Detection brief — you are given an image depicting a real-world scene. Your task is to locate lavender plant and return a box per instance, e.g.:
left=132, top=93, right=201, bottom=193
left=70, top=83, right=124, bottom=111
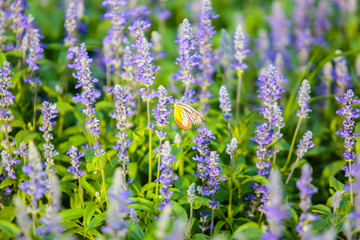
left=335, top=89, right=360, bottom=205
left=67, top=146, right=86, bottom=207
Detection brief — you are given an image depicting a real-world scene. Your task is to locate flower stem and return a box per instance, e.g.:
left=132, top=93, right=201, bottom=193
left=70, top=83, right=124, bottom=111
left=78, top=177, right=84, bottom=208
left=228, top=154, right=234, bottom=219
left=136, top=224, right=143, bottom=237
left=3, top=120, right=12, bottom=159
left=96, top=138, right=108, bottom=206
left=187, top=203, right=193, bottom=239
left=282, top=117, right=303, bottom=171
left=147, top=87, right=152, bottom=184
left=33, top=85, right=38, bottom=130
left=106, top=64, right=111, bottom=90
left=155, top=139, right=162, bottom=200
left=270, top=141, right=279, bottom=175
left=210, top=199, right=215, bottom=238
left=235, top=72, right=242, bottom=121
left=283, top=157, right=300, bottom=190
left=348, top=160, right=353, bottom=206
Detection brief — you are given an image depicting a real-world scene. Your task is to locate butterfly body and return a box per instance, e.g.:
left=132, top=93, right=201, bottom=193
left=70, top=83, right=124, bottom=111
left=174, top=101, right=205, bottom=130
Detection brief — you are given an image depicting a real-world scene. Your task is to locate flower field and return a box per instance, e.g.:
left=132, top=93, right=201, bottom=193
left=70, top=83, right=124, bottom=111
left=0, top=0, right=360, bottom=239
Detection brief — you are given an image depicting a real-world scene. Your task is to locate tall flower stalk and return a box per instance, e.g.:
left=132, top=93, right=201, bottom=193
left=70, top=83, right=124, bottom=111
left=295, top=163, right=319, bottom=239
left=226, top=138, right=238, bottom=219
left=134, top=29, right=160, bottom=183
left=109, top=85, right=133, bottom=187
left=261, top=168, right=288, bottom=240
left=284, top=131, right=315, bottom=189
left=196, top=0, right=218, bottom=113
left=335, top=89, right=360, bottom=206
left=39, top=101, right=59, bottom=195
left=155, top=140, right=178, bottom=210
left=187, top=183, right=195, bottom=238
left=175, top=18, right=200, bottom=104
left=233, top=25, right=249, bottom=121
left=67, top=146, right=86, bottom=208
left=153, top=85, right=173, bottom=196
left=219, top=85, right=233, bottom=138
left=102, top=0, right=128, bottom=87
left=68, top=43, right=107, bottom=205
left=283, top=79, right=311, bottom=170
left=0, top=61, right=15, bottom=158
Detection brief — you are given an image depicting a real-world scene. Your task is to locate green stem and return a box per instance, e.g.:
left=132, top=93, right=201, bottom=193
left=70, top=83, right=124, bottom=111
left=270, top=141, right=279, bottom=175
left=348, top=160, right=353, bottom=206
left=106, top=64, right=111, bottom=90
left=210, top=202, right=215, bottom=238
left=33, top=85, right=38, bottom=130
left=282, top=117, right=303, bottom=171
left=188, top=203, right=193, bottom=239
left=57, top=112, right=64, bottom=137
left=228, top=154, right=234, bottom=219
left=258, top=211, right=264, bottom=226
left=155, top=139, right=162, bottom=200
left=4, top=119, right=12, bottom=159
left=235, top=72, right=243, bottom=122
left=96, top=138, right=108, bottom=206
left=227, top=121, right=233, bottom=139
left=147, top=87, right=152, bottom=184
left=136, top=224, right=143, bottom=237
left=283, top=157, right=300, bottom=190
left=78, top=177, right=84, bottom=208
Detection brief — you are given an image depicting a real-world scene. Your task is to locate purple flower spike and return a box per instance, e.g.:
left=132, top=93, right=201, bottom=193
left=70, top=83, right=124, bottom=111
left=155, top=141, right=178, bottom=210
left=67, top=146, right=86, bottom=178
left=219, top=85, right=232, bottom=121
left=233, top=25, right=249, bottom=72
left=261, top=169, right=288, bottom=240
left=295, top=164, right=319, bottom=238
left=296, top=131, right=315, bottom=159
left=296, top=79, right=312, bottom=118
left=333, top=50, right=352, bottom=95
left=0, top=150, right=20, bottom=179
left=0, top=61, right=15, bottom=122
left=39, top=101, right=59, bottom=170
left=335, top=89, right=360, bottom=178
left=64, top=1, right=81, bottom=47
left=175, top=19, right=200, bottom=87
left=152, top=85, right=174, bottom=140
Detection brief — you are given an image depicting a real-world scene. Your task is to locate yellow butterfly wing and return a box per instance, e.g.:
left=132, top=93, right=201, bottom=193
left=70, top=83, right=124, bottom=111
left=174, top=102, right=205, bottom=130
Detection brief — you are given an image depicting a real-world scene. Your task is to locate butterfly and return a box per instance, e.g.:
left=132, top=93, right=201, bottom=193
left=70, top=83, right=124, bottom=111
left=174, top=100, right=205, bottom=130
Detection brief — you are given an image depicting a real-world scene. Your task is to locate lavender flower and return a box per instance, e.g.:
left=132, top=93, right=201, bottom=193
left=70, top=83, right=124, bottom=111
left=174, top=133, right=181, bottom=146
left=102, top=0, right=128, bottom=69
left=218, top=29, right=233, bottom=76
left=297, top=79, right=312, bottom=118
left=197, top=0, right=218, bottom=112
left=0, top=150, right=20, bottom=179
left=219, top=85, right=232, bottom=121
left=226, top=138, right=238, bottom=156
left=151, top=31, right=165, bottom=59
left=256, top=29, right=270, bottom=65
left=192, top=126, right=215, bottom=157
left=187, top=183, right=196, bottom=203
left=119, top=46, right=135, bottom=84
left=295, top=164, right=319, bottom=238
left=39, top=101, right=59, bottom=171
left=207, top=151, right=226, bottom=209
left=8, top=0, right=28, bottom=48
left=152, top=86, right=174, bottom=140
left=296, top=131, right=315, bottom=159
left=267, top=1, right=291, bottom=58
left=109, top=85, right=133, bottom=181
left=331, top=190, right=344, bottom=212
left=233, top=24, right=249, bottom=72
left=24, top=27, right=43, bottom=72
left=335, top=90, right=360, bottom=178
left=67, top=146, right=86, bottom=178
left=156, top=141, right=178, bottom=210
left=68, top=43, right=103, bottom=153
left=36, top=175, right=64, bottom=238
left=14, top=142, right=28, bottom=159
left=351, top=158, right=360, bottom=229
left=19, top=141, right=48, bottom=209
left=64, top=1, right=81, bottom=47
left=14, top=196, right=31, bottom=240
left=103, top=168, right=132, bottom=238
left=129, top=208, right=139, bottom=224
left=0, top=61, right=15, bottom=122
left=333, top=50, right=352, bottom=94
left=175, top=18, right=200, bottom=104
left=261, top=168, right=288, bottom=240
left=314, top=0, right=331, bottom=45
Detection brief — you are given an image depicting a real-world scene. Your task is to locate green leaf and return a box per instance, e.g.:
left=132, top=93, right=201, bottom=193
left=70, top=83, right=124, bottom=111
left=329, top=176, right=344, bottom=191
left=0, top=179, right=16, bottom=189
left=214, top=220, right=225, bottom=234
left=0, top=207, right=16, bottom=222
left=241, top=175, right=269, bottom=185
left=59, top=208, right=84, bottom=221
left=311, top=204, right=332, bottom=216
left=171, top=201, right=188, bottom=221
left=0, top=221, right=20, bottom=236
left=193, top=196, right=210, bottom=210
left=81, top=178, right=97, bottom=197
left=85, top=212, right=106, bottom=234
left=141, top=182, right=157, bottom=194
left=5, top=50, right=22, bottom=58
left=56, top=101, right=73, bottom=112
left=14, top=130, right=38, bottom=144
left=84, top=202, right=99, bottom=228
left=133, top=127, right=147, bottom=142
left=192, top=233, right=209, bottom=240
left=232, top=222, right=262, bottom=240
left=128, top=203, right=153, bottom=212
